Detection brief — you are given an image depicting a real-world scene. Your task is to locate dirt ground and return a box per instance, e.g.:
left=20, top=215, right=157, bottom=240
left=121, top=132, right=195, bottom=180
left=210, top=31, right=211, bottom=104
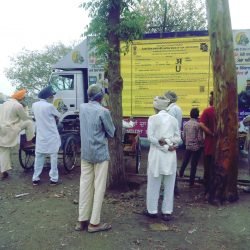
left=1, top=145, right=250, bottom=250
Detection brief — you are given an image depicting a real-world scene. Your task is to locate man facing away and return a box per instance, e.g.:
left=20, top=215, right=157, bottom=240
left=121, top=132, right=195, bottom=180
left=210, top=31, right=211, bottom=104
left=199, top=91, right=216, bottom=200
left=165, top=91, right=183, bottom=130
left=164, top=91, right=183, bottom=195
left=75, top=84, right=115, bottom=233
left=144, top=96, right=181, bottom=221
left=32, top=85, right=61, bottom=186
left=0, top=89, right=34, bottom=180
left=179, top=108, right=204, bottom=187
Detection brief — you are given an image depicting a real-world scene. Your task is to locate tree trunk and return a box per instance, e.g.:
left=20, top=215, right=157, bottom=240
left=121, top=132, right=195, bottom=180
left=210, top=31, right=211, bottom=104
left=106, top=0, right=127, bottom=189
left=206, top=0, right=238, bottom=201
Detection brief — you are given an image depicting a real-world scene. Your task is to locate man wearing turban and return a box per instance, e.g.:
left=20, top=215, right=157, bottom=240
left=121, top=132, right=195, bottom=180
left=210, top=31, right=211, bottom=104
left=75, top=84, right=115, bottom=233
left=144, top=96, right=181, bottom=221
left=164, top=91, right=183, bottom=196
left=164, top=91, right=182, bottom=129
left=0, top=89, right=35, bottom=179
left=32, top=85, right=61, bottom=186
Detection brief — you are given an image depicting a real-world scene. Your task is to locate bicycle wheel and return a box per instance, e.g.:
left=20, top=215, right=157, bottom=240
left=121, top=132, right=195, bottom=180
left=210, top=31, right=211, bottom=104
left=63, top=136, right=77, bottom=172
left=135, top=137, right=141, bottom=174
left=19, top=148, right=35, bottom=170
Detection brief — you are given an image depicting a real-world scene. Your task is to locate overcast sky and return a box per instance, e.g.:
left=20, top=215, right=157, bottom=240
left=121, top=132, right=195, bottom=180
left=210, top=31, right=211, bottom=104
left=0, top=0, right=249, bottom=96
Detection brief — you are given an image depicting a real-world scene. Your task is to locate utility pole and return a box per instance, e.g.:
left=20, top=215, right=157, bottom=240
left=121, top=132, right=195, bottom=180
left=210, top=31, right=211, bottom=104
left=206, top=0, right=238, bottom=202
left=162, top=2, right=167, bottom=33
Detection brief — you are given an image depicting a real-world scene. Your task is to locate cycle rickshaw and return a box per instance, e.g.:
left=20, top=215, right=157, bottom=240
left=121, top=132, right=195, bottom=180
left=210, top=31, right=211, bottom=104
left=19, top=115, right=141, bottom=174
left=19, top=115, right=80, bottom=172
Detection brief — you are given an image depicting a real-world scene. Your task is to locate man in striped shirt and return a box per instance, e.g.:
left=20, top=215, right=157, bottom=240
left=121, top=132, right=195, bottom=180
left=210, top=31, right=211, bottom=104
left=75, top=84, right=115, bottom=233
left=179, top=108, right=204, bottom=187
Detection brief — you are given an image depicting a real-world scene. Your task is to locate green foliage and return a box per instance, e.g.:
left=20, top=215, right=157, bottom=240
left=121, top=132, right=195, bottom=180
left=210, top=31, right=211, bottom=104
left=81, top=0, right=207, bottom=60
left=80, top=0, right=146, bottom=59
left=139, top=0, right=207, bottom=33
left=4, top=43, right=73, bottom=95
left=120, top=9, right=146, bottom=41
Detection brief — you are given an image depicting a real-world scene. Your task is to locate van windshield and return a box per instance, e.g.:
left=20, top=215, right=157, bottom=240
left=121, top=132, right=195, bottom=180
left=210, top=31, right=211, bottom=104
left=50, top=74, right=74, bottom=91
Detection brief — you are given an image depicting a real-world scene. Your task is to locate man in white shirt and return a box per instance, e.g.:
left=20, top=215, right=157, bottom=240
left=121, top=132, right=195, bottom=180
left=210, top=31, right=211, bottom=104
left=32, top=86, right=61, bottom=186
left=145, top=96, right=181, bottom=221
left=165, top=91, right=182, bottom=130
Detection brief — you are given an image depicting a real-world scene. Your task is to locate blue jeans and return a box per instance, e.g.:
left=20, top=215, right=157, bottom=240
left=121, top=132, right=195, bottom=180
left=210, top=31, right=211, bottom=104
left=32, top=152, right=58, bottom=182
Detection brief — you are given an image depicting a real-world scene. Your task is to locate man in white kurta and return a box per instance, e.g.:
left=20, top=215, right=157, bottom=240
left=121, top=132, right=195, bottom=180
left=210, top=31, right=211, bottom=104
left=32, top=86, right=61, bottom=185
left=164, top=91, right=183, bottom=196
left=0, top=89, right=34, bottom=179
left=146, top=96, right=181, bottom=221
left=164, top=91, right=182, bottom=130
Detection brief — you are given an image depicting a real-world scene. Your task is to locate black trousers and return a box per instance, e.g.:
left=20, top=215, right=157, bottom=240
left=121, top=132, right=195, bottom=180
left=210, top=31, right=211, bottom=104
left=179, top=148, right=202, bottom=186
left=203, top=154, right=215, bottom=194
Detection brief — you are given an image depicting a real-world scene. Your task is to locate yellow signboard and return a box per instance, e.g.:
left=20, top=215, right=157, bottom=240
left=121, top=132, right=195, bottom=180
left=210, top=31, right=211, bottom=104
left=121, top=36, right=212, bottom=117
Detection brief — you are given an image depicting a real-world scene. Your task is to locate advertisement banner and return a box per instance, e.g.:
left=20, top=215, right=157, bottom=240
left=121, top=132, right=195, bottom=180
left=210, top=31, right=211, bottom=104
left=121, top=36, right=212, bottom=118
left=233, top=30, right=250, bottom=119
left=121, top=30, right=250, bottom=136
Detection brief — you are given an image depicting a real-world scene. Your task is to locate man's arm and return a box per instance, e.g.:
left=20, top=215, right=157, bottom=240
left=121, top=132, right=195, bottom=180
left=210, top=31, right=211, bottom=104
left=199, top=122, right=214, bottom=136
left=102, top=110, right=115, bottom=138
left=16, top=103, right=30, bottom=121
left=147, top=117, right=167, bottom=149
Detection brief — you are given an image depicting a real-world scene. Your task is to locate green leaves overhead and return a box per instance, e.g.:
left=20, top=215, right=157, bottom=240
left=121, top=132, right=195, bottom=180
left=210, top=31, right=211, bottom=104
left=81, top=0, right=146, bottom=59
left=81, top=0, right=207, bottom=60
left=140, top=0, right=207, bottom=33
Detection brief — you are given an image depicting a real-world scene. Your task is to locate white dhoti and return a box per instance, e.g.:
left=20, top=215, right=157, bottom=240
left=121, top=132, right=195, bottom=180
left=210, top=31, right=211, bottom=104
left=20, top=120, right=35, bottom=142
left=147, top=171, right=176, bottom=214
left=0, top=119, right=34, bottom=147
left=0, top=147, right=12, bottom=173
left=78, top=160, right=109, bottom=225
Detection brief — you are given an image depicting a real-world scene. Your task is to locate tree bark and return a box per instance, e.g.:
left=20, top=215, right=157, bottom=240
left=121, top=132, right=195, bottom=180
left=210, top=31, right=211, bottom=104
left=206, top=0, right=238, bottom=201
left=106, top=0, right=127, bottom=189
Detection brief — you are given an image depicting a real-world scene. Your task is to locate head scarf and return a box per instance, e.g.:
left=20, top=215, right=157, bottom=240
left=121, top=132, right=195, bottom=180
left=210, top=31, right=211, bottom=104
left=153, top=96, right=170, bottom=111
left=38, top=85, right=56, bottom=99
left=88, top=84, right=104, bottom=101
left=164, top=91, right=177, bottom=103
left=11, top=89, right=26, bottom=100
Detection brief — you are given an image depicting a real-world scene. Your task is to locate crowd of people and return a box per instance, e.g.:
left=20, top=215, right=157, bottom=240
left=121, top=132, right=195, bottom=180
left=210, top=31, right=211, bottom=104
left=0, top=84, right=216, bottom=233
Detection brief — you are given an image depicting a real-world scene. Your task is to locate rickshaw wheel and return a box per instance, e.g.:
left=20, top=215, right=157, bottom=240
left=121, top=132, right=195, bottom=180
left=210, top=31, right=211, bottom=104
left=135, top=137, right=141, bottom=174
left=63, top=136, right=77, bottom=172
left=19, top=148, right=35, bottom=170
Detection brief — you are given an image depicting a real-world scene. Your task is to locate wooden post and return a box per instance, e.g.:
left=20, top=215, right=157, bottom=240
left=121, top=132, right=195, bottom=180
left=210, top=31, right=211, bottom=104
left=206, top=0, right=238, bottom=201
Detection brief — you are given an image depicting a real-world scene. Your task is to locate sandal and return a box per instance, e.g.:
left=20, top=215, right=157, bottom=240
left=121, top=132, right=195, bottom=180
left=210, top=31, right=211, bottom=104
left=75, top=221, right=89, bottom=231
left=88, top=223, right=112, bottom=233
left=1, top=172, right=9, bottom=180
left=162, top=214, right=172, bottom=221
